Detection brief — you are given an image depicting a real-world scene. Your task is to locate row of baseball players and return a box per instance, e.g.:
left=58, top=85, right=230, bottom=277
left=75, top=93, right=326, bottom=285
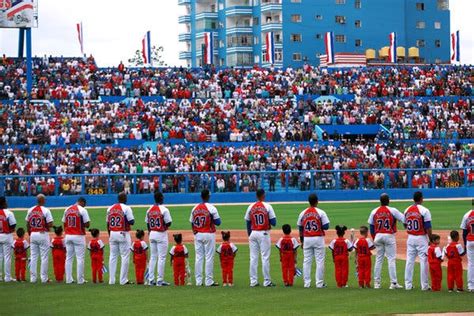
left=0, top=190, right=472, bottom=291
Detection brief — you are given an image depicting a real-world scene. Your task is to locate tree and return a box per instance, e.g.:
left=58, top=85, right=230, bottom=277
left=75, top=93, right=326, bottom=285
left=128, top=45, right=167, bottom=67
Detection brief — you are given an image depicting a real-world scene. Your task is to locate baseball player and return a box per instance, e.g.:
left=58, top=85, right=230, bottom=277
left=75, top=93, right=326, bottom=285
left=106, top=192, right=135, bottom=285
left=62, top=197, right=90, bottom=284
left=353, top=226, right=375, bottom=288
left=145, top=192, right=172, bottom=286
left=0, top=196, right=16, bottom=282
left=460, top=207, right=474, bottom=292
left=26, top=194, right=54, bottom=283
left=367, top=193, right=404, bottom=289
left=245, top=189, right=276, bottom=287
left=297, top=193, right=330, bottom=288
left=444, top=230, right=465, bottom=292
left=275, top=224, right=299, bottom=287
left=190, top=189, right=221, bottom=286
left=403, top=191, right=432, bottom=291
left=13, top=227, right=29, bottom=282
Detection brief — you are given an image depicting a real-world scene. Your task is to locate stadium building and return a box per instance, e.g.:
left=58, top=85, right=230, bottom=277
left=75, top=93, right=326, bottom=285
left=178, top=0, right=451, bottom=67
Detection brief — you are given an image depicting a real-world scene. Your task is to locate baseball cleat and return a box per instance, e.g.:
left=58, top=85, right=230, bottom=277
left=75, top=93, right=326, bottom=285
left=317, top=283, right=328, bottom=289
left=264, top=282, right=276, bottom=287
left=250, top=283, right=260, bottom=287
left=148, top=281, right=156, bottom=286
left=207, top=282, right=219, bottom=287
left=157, top=281, right=170, bottom=286
left=389, top=283, right=403, bottom=289
left=421, top=287, right=431, bottom=291
left=374, top=283, right=381, bottom=289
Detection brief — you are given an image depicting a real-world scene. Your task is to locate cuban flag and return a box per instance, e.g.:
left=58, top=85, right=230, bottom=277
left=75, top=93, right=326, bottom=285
left=142, top=31, right=152, bottom=66
left=76, top=22, right=84, bottom=55
left=451, top=30, right=460, bottom=63
left=325, top=32, right=335, bottom=64
left=265, top=32, right=275, bottom=64
left=204, top=32, right=213, bottom=65
left=102, top=265, right=108, bottom=274
left=389, top=32, right=397, bottom=63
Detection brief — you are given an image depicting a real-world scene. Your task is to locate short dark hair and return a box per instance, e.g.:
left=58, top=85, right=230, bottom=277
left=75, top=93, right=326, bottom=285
left=78, top=197, right=86, bottom=206
left=256, top=188, right=265, bottom=199
left=308, top=193, right=318, bottom=206
left=201, top=189, right=210, bottom=201
left=16, top=227, right=25, bottom=238
left=430, top=234, right=440, bottom=243
left=89, top=228, right=100, bottom=238
left=359, top=226, right=369, bottom=234
left=53, top=226, right=63, bottom=236
left=174, top=233, right=183, bottom=244
left=0, top=196, right=6, bottom=208
left=154, top=191, right=164, bottom=204
left=413, top=191, right=423, bottom=203
left=380, top=193, right=390, bottom=206
left=136, top=229, right=145, bottom=239
left=118, top=192, right=127, bottom=203
left=221, top=231, right=230, bottom=241
left=282, top=224, right=291, bottom=235
left=450, top=230, right=459, bottom=241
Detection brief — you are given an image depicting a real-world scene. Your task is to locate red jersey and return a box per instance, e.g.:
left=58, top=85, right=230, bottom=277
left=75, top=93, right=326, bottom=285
left=0, top=209, right=12, bottom=233
left=64, top=205, right=85, bottom=235
left=88, top=238, right=104, bottom=259
left=248, top=201, right=270, bottom=231
left=330, top=237, right=351, bottom=258
left=191, top=203, right=215, bottom=233
left=13, top=238, right=28, bottom=259
left=146, top=205, right=167, bottom=232
left=404, top=205, right=425, bottom=236
left=354, top=237, right=373, bottom=258
left=170, top=244, right=187, bottom=265
left=276, top=235, right=298, bottom=261
left=107, top=204, right=129, bottom=232
left=132, top=240, right=148, bottom=262
left=299, top=207, right=325, bottom=237
left=218, top=241, right=237, bottom=262
left=444, top=242, right=464, bottom=264
left=27, top=206, right=48, bottom=233
left=51, top=237, right=66, bottom=257
left=372, top=206, right=397, bottom=234
left=428, top=245, right=443, bottom=265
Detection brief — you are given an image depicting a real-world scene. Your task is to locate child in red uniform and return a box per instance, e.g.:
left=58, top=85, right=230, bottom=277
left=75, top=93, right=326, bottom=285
left=170, top=234, right=188, bottom=286
left=217, top=231, right=238, bottom=287
left=353, top=226, right=375, bottom=288
left=12, top=228, right=29, bottom=282
left=131, top=229, right=148, bottom=285
left=444, top=230, right=465, bottom=292
left=276, top=224, right=300, bottom=287
left=329, top=225, right=353, bottom=288
left=51, top=226, right=66, bottom=282
left=428, top=234, right=443, bottom=291
left=87, top=228, right=105, bottom=283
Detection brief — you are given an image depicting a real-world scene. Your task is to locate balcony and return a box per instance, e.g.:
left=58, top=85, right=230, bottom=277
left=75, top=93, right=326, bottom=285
left=178, top=0, right=191, bottom=5
left=178, top=15, right=191, bottom=23
left=225, top=6, right=253, bottom=16
left=261, top=0, right=282, bottom=12
left=261, top=22, right=282, bottom=31
left=226, top=26, right=253, bottom=34
left=179, top=51, right=192, bottom=59
left=178, top=33, right=191, bottom=42
left=195, top=12, right=218, bottom=20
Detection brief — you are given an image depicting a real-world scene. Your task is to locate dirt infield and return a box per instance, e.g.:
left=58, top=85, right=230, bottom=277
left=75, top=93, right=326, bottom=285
left=45, top=229, right=467, bottom=270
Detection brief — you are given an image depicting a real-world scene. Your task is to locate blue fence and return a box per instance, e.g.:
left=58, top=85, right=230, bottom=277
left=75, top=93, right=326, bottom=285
left=1, top=168, right=472, bottom=207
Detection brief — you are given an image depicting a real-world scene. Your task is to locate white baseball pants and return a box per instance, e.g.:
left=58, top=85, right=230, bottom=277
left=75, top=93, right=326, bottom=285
left=65, top=235, right=86, bottom=284
left=404, top=235, right=429, bottom=290
left=0, top=233, right=13, bottom=282
left=148, top=231, right=169, bottom=283
left=302, top=236, right=326, bottom=288
left=467, top=241, right=474, bottom=291
left=194, top=232, right=216, bottom=286
left=374, top=233, right=398, bottom=285
left=30, top=232, right=50, bottom=283
left=108, top=231, right=131, bottom=285
left=249, top=230, right=272, bottom=286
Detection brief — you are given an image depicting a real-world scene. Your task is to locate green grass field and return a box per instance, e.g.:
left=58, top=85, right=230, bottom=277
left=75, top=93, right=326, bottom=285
left=2, top=200, right=473, bottom=315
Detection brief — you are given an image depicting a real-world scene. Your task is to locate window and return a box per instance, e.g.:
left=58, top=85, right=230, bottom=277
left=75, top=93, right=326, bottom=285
left=355, top=39, right=362, bottom=47
left=416, top=39, right=425, bottom=47
left=254, top=36, right=259, bottom=45
left=336, top=0, right=346, bottom=4
left=434, top=21, right=441, bottom=29
left=253, top=17, right=259, bottom=26
left=355, top=20, right=362, bottom=28
left=291, top=34, right=302, bottom=42
left=315, top=34, right=322, bottom=39
left=416, top=21, right=426, bottom=29
left=275, top=33, right=282, bottom=43
left=292, top=53, right=302, bottom=61
left=291, top=14, right=302, bottom=23
left=355, top=0, right=361, bottom=8
left=435, top=40, right=441, bottom=47
left=315, top=14, right=323, bottom=20
left=437, top=0, right=449, bottom=10
left=335, top=35, right=346, bottom=43
left=335, top=16, right=346, bottom=24
left=416, top=2, right=425, bottom=10
left=291, top=0, right=302, bottom=2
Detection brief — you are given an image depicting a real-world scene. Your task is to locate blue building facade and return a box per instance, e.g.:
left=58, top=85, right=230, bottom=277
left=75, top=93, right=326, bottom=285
left=178, top=0, right=450, bottom=67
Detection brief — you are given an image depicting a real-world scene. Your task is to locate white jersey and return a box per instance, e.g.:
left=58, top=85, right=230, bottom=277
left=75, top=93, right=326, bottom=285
left=0, top=208, right=16, bottom=234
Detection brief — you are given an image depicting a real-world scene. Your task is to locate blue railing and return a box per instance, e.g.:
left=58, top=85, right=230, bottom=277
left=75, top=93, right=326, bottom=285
left=0, top=168, right=471, bottom=198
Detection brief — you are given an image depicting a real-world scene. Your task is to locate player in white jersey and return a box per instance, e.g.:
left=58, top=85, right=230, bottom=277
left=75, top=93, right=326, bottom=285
left=0, top=197, right=16, bottom=282
left=460, top=207, right=474, bottom=292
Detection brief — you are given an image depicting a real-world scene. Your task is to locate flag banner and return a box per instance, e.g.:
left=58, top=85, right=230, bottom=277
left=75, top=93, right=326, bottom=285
left=325, top=32, right=335, bottom=64
left=142, top=31, right=152, bottom=66
left=204, top=32, right=213, bottom=65
left=102, top=264, right=108, bottom=274
left=265, top=32, right=275, bottom=64
left=451, top=30, right=460, bottom=63
left=76, top=22, right=84, bottom=55
left=389, top=32, right=397, bottom=63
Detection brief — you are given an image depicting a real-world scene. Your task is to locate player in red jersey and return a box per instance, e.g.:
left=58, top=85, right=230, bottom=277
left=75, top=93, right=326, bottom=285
left=170, top=233, right=189, bottom=286
left=12, top=227, right=28, bottom=282
left=427, top=234, right=443, bottom=291
left=329, top=225, right=353, bottom=288
left=62, top=197, right=90, bottom=284
left=217, top=231, right=238, bottom=287
left=460, top=208, right=474, bottom=292
left=26, top=194, right=54, bottom=283
left=0, top=196, right=16, bottom=282
left=51, top=226, right=66, bottom=282
left=353, top=226, right=375, bottom=288
left=190, top=189, right=221, bottom=286
left=106, top=192, right=135, bottom=285
left=367, top=193, right=405, bottom=289
left=276, top=224, right=299, bottom=287
left=444, top=230, right=465, bottom=292
left=87, top=228, right=105, bottom=283
left=131, top=229, right=148, bottom=285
